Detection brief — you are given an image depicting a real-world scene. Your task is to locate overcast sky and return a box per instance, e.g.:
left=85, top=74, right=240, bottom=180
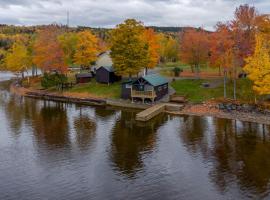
left=0, top=0, right=269, bottom=30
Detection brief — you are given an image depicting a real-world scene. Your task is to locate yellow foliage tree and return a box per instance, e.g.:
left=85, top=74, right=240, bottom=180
left=58, top=32, right=78, bottom=65
left=74, top=30, right=99, bottom=68
left=244, top=33, right=270, bottom=95
left=5, top=41, right=31, bottom=78
left=110, top=19, right=148, bottom=77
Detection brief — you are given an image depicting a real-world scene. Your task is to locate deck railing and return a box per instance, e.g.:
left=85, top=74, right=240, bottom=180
left=131, top=90, right=156, bottom=102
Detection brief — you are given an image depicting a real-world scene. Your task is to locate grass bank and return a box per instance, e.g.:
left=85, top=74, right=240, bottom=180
left=69, top=81, right=121, bottom=99
left=171, top=78, right=255, bottom=103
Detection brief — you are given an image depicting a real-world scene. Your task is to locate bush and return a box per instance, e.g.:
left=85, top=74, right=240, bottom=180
left=172, top=67, right=183, bottom=77
left=41, top=73, right=67, bottom=89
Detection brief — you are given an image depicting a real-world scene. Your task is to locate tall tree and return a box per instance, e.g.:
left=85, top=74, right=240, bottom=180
left=210, top=23, right=234, bottom=98
left=73, top=30, right=99, bottom=68
left=231, top=4, right=257, bottom=67
left=4, top=41, right=31, bottom=78
left=158, top=33, right=179, bottom=63
left=143, top=28, right=160, bottom=75
left=180, top=28, right=210, bottom=78
left=110, top=19, right=148, bottom=77
left=58, top=32, right=78, bottom=65
left=33, top=25, right=67, bottom=73
left=244, top=16, right=270, bottom=97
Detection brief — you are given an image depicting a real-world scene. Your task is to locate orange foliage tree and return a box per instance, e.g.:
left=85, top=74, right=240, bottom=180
left=210, top=23, right=234, bottom=98
left=210, top=23, right=234, bottom=75
left=33, top=25, right=67, bottom=74
left=143, top=28, right=160, bottom=75
left=180, top=28, right=210, bottom=78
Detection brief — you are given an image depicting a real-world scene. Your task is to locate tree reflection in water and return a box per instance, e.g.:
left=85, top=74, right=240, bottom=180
left=31, top=101, right=70, bottom=149
left=179, top=116, right=270, bottom=197
left=73, top=114, right=96, bottom=151
left=110, top=111, right=168, bottom=178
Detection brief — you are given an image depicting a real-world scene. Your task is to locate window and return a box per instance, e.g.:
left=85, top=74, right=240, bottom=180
left=158, top=86, right=162, bottom=91
left=164, top=85, right=168, bottom=89
left=126, top=84, right=132, bottom=89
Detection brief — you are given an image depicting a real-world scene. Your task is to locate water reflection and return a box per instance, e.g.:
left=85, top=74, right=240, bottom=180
left=2, top=76, right=270, bottom=199
left=32, top=102, right=70, bottom=148
left=73, top=114, right=96, bottom=150
left=110, top=111, right=167, bottom=177
left=179, top=116, right=270, bottom=198
left=94, top=107, right=116, bottom=120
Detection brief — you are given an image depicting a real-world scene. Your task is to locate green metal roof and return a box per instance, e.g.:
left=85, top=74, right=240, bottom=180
left=143, top=74, right=168, bottom=87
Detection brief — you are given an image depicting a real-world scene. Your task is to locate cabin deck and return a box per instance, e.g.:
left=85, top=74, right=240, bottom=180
left=131, top=90, right=156, bottom=103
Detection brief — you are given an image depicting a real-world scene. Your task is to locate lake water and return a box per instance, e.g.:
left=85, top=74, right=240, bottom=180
left=1, top=73, right=270, bottom=200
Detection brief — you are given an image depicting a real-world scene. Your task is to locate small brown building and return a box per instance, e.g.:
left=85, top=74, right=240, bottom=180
left=75, top=73, right=93, bottom=84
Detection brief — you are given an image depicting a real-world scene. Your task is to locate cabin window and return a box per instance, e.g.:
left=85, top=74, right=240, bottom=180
left=145, top=84, right=153, bottom=91
left=164, top=85, right=168, bottom=89
left=158, top=86, right=162, bottom=91
left=126, top=84, right=132, bottom=89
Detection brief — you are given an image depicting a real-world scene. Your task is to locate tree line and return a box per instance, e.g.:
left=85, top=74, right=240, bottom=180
left=0, top=4, right=269, bottom=98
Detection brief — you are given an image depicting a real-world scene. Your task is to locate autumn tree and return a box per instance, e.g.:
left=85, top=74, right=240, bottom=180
left=110, top=19, right=148, bottom=77
left=244, top=16, right=270, bottom=97
left=73, top=30, right=99, bottom=68
left=180, top=28, right=210, bottom=78
left=143, top=28, right=160, bottom=75
left=4, top=41, right=31, bottom=78
left=158, top=33, right=179, bottom=63
left=33, top=25, right=67, bottom=74
left=210, top=23, right=234, bottom=98
left=230, top=4, right=257, bottom=67
left=58, top=32, right=78, bottom=65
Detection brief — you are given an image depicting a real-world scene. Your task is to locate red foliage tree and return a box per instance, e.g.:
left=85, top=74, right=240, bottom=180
left=230, top=4, right=257, bottom=67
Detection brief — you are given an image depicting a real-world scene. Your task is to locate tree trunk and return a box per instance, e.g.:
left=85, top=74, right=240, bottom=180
left=224, top=70, right=227, bottom=99
left=233, top=78, right=236, bottom=100
left=219, top=66, right=221, bottom=76
left=145, top=67, right=148, bottom=76
left=195, top=64, right=200, bottom=79
left=233, top=65, right=237, bottom=100
left=191, top=65, right=194, bottom=73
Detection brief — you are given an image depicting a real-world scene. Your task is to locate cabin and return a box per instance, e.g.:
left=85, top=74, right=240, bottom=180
left=96, top=66, right=121, bottom=84
left=96, top=51, right=113, bottom=68
left=75, top=73, right=93, bottom=84
left=122, top=74, right=169, bottom=103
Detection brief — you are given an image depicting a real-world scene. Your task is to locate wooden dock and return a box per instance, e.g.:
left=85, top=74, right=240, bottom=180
left=136, top=103, right=184, bottom=121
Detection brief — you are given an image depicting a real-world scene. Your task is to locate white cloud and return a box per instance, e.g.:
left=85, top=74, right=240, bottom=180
left=0, top=0, right=269, bottom=30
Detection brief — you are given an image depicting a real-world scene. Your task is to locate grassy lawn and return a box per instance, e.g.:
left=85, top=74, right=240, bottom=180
left=171, top=78, right=255, bottom=103
left=69, top=80, right=121, bottom=99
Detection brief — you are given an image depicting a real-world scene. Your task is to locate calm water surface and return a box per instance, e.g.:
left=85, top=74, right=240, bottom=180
left=1, top=73, right=270, bottom=200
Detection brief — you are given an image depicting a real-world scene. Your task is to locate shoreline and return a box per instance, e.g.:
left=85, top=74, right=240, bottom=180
left=10, top=82, right=270, bottom=125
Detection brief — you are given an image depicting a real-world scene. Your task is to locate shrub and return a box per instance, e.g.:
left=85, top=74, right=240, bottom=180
left=41, top=73, right=67, bottom=89
left=172, top=67, right=183, bottom=77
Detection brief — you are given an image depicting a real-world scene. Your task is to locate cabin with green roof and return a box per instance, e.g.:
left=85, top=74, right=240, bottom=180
left=121, top=74, right=169, bottom=103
